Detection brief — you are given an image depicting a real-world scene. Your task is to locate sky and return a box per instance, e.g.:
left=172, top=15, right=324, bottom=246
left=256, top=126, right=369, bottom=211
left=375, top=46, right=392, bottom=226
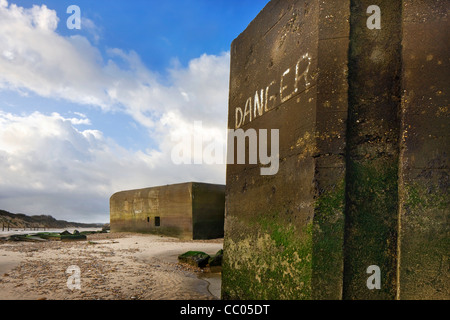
left=0, top=0, right=270, bottom=223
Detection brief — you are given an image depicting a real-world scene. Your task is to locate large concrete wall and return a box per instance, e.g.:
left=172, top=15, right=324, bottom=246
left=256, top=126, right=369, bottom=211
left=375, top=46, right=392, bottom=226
left=110, top=183, right=194, bottom=239
left=222, top=0, right=449, bottom=300
left=398, top=0, right=449, bottom=300
left=223, top=0, right=345, bottom=300
left=343, top=0, right=403, bottom=300
left=110, top=182, right=225, bottom=240
left=192, top=183, right=226, bottom=240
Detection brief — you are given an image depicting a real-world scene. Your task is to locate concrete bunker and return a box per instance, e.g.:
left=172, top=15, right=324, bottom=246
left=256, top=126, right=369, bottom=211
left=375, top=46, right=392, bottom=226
left=222, top=0, right=449, bottom=300
left=110, top=182, right=225, bottom=240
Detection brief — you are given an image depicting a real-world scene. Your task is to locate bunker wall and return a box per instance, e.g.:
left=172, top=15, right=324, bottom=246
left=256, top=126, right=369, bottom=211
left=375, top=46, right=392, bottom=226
left=222, top=0, right=449, bottom=300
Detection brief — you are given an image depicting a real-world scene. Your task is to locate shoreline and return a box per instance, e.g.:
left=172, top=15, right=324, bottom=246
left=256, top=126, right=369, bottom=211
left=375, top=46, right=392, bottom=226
left=0, top=232, right=223, bottom=300
left=0, top=227, right=103, bottom=237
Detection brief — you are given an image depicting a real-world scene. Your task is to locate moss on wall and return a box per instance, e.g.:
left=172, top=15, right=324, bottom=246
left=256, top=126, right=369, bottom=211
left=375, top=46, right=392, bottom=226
left=404, top=183, right=448, bottom=212
left=110, top=183, right=224, bottom=240
left=343, top=160, right=399, bottom=299
left=222, top=214, right=313, bottom=300
left=312, top=179, right=345, bottom=299
left=398, top=178, right=450, bottom=299
left=223, top=0, right=447, bottom=300
left=343, top=0, right=402, bottom=300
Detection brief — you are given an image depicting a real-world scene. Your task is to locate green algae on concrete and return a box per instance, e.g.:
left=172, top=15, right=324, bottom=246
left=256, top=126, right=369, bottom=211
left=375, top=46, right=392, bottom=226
left=343, top=161, right=400, bottom=300
left=397, top=0, right=449, bottom=300
left=178, top=251, right=211, bottom=268
left=34, top=232, right=61, bottom=240
left=222, top=215, right=313, bottom=300
left=110, top=182, right=225, bottom=240
left=398, top=178, right=450, bottom=299
left=312, top=179, right=346, bottom=300
left=343, top=0, right=403, bottom=300
left=223, top=0, right=448, bottom=300
left=60, top=230, right=87, bottom=242
left=223, top=0, right=348, bottom=300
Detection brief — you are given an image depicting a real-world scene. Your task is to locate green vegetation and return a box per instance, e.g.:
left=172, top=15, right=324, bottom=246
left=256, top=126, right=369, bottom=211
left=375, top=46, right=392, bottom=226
left=312, top=179, right=346, bottom=299
left=404, top=183, right=448, bottom=211
left=34, top=232, right=61, bottom=240
left=1, top=229, right=107, bottom=242
left=223, top=214, right=313, bottom=300
left=178, top=251, right=211, bottom=268
left=343, top=160, right=399, bottom=299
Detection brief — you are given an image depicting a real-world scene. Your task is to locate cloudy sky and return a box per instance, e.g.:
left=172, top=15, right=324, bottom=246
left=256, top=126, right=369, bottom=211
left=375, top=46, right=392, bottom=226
left=0, top=0, right=269, bottom=223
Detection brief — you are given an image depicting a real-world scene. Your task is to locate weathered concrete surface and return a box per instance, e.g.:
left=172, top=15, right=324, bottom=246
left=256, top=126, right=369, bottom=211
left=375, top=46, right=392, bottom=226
left=223, top=0, right=348, bottom=300
left=110, top=182, right=225, bottom=240
left=398, top=0, right=449, bottom=300
left=343, top=0, right=403, bottom=300
left=312, top=0, right=349, bottom=300
left=192, top=183, right=226, bottom=240
left=223, top=0, right=449, bottom=300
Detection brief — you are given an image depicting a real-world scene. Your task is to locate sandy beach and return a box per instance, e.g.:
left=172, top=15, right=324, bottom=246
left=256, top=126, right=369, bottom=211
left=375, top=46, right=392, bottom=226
left=0, top=232, right=223, bottom=300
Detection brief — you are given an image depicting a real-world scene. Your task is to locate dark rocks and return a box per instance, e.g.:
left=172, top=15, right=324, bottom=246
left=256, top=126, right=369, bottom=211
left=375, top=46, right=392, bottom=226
left=60, top=230, right=87, bottom=242
left=208, top=249, right=223, bottom=267
left=178, top=251, right=210, bottom=268
left=178, top=250, right=224, bottom=269
left=23, top=235, right=48, bottom=242
left=7, top=234, right=47, bottom=242
left=35, top=233, right=61, bottom=240
left=2, top=230, right=89, bottom=242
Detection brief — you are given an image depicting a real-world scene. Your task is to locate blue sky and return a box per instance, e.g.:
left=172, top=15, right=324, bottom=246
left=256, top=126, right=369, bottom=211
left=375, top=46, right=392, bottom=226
left=0, top=0, right=269, bottom=223
left=19, top=0, right=265, bottom=71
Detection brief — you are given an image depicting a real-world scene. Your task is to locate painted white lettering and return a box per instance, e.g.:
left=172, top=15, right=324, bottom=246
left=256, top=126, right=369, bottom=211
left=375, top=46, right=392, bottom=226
left=280, top=68, right=293, bottom=103
left=265, top=81, right=276, bottom=112
left=254, top=89, right=265, bottom=118
left=243, top=97, right=253, bottom=126
left=234, top=53, right=311, bottom=127
left=295, top=53, right=312, bottom=93
left=235, top=107, right=243, bottom=129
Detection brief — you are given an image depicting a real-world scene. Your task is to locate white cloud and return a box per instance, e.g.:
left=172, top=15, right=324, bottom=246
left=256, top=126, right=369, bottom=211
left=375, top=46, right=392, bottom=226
left=0, top=0, right=230, bottom=140
left=0, top=2, right=113, bottom=109
left=0, top=1, right=230, bottom=125
left=81, top=17, right=102, bottom=43
left=0, top=1, right=231, bottom=222
left=29, top=4, right=59, bottom=31
left=0, top=111, right=226, bottom=222
left=73, top=111, right=87, bottom=118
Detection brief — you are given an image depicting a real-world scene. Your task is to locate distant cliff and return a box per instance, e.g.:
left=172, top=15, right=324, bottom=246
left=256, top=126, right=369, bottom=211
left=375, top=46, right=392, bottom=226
left=0, top=209, right=104, bottom=229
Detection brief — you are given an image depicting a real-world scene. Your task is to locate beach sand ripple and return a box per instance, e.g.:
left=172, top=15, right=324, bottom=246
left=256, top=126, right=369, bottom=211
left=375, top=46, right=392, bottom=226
left=0, top=233, right=223, bottom=300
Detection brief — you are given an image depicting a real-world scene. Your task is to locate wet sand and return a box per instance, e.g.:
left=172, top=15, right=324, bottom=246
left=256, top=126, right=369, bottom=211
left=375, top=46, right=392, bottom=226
left=0, top=232, right=223, bottom=300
